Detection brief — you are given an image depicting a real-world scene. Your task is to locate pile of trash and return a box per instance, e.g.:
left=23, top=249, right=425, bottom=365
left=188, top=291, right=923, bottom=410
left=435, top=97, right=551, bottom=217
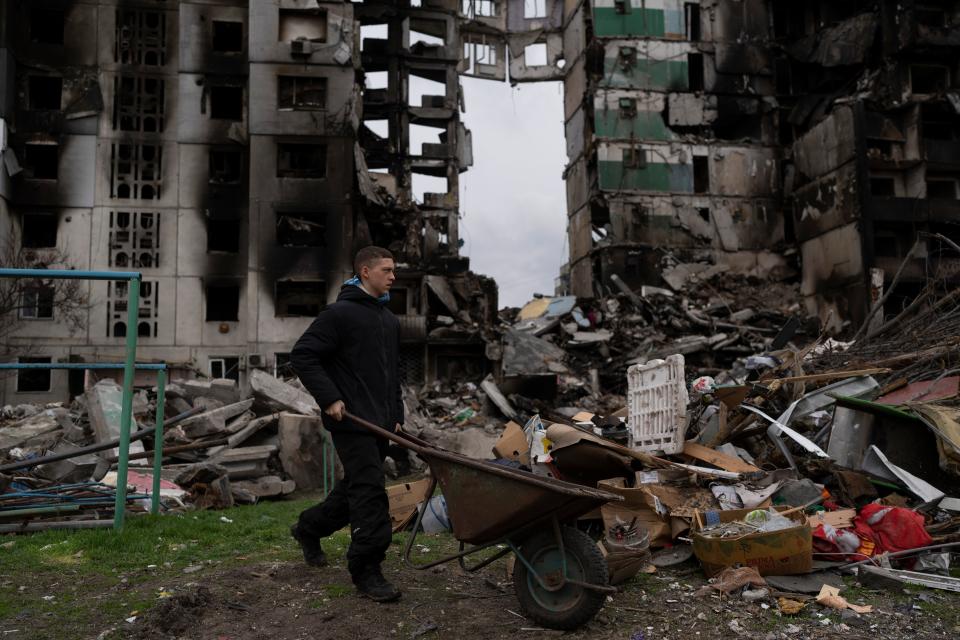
left=0, top=369, right=351, bottom=528
left=460, top=284, right=960, bottom=599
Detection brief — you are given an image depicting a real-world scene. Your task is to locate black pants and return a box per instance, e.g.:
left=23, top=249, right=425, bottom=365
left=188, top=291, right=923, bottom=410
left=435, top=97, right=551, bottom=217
left=297, top=430, right=392, bottom=579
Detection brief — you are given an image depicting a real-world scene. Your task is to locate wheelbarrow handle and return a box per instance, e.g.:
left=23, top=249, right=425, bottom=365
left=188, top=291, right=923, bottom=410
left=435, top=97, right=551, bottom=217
left=343, top=411, right=432, bottom=455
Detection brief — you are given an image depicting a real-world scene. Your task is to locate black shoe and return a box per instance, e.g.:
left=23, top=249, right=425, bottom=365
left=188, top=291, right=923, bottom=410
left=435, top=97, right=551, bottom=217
left=354, top=568, right=401, bottom=602
left=290, top=523, right=328, bottom=567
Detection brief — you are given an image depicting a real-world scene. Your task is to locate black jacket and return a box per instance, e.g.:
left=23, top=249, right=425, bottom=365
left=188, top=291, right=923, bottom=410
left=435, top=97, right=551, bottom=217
left=291, top=284, right=403, bottom=433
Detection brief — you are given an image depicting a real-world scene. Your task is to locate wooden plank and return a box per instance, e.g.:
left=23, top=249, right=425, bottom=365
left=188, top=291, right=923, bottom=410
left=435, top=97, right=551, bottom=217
left=761, top=368, right=891, bottom=392
left=682, top=441, right=761, bottom=473
left=807, top=509, right=856, bottom=529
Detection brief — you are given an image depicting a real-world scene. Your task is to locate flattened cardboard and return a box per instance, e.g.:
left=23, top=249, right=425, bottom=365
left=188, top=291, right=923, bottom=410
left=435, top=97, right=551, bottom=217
left=492, top=421, right=530, bottom=465
left=387, top=478, right=432, bottom=532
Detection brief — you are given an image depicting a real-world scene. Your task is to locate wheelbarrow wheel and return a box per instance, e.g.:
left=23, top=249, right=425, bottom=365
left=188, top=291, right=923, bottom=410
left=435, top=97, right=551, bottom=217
left=512, top=525, right=609, bottom=631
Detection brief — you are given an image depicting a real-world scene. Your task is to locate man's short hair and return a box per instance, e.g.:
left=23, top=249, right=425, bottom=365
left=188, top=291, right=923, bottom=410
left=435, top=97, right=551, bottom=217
left=354, top=245, right=394, bottom=274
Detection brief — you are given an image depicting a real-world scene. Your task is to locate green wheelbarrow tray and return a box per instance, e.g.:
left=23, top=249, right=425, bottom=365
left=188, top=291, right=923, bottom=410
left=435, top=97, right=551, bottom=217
left=345, top=411, right=625, bottom=631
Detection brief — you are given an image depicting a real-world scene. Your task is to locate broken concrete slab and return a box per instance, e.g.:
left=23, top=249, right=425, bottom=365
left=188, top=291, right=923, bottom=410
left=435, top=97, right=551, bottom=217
left=174, top=461, right=230, bottom=488
left=231, top=475, right=295, bottom=498
left=502, top=329, right=569, bottom=376
left=480, top=375, right=518, bottom=421
left=217, top=445, right=277, bottom=480
left=277, top=413, right=332, bottom=491
left=178, top=400, right=254, bottom=439
left=249, top=369, right=319, bottom=416
left=33, top=443, right=105, bottom=483
left=181, top=378, right=241, bottom=405
left=0, top=408, right=68, bottom=451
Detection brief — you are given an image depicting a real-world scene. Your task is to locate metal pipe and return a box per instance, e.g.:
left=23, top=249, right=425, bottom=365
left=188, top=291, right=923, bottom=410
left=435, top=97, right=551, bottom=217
left=0, top=268, right=142, bottom=281
left=106, top=437, right=228, bottom=463
left=0, top=406, right=203, bottom=473
left=114, top=276, right=141, bottom=530
left=151, top=370, right=166, bottom=515
left=0, top=520, right=114, bottom=533
left=0, top=505, right=81, bottom=518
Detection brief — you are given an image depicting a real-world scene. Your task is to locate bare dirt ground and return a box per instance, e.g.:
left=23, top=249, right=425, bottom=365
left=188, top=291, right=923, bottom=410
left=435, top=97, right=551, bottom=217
left=61, top=542, right=960, bottom=640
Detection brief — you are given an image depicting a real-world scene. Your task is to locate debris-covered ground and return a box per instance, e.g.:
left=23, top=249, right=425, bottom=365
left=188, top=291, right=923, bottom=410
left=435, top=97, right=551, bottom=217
left=2, top=495, right=958, bottom=640
left=4, top=264, right=960, bottom=636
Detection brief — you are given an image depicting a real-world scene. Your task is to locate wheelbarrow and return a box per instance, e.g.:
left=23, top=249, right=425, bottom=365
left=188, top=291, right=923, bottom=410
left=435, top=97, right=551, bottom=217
left=344, top=412, right=626, bottom=630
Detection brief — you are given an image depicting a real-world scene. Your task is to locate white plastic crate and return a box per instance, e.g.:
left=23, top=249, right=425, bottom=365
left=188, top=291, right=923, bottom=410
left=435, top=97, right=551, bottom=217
left=626, top=354, right=688, bottom=455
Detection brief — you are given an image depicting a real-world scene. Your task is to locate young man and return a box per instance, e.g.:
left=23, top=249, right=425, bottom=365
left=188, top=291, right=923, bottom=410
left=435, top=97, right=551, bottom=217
left=289, top=245, right=403, bottom=602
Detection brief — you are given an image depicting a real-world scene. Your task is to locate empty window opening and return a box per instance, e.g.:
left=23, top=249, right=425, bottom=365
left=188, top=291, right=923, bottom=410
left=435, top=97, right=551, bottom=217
left=697, top=207, right=710, bottom=222
left=207, top=219, right=240, bottom=253
left=21, top=213, right=58, bottom=248
left=462, top=41, right=498, bottom=75
left=870, top=177, right=897, bottom=197
left=28, top=76, right=62, bottom=110
left=17, top=357, right=52, bottom=393
left=278, top=9, right=328, bottom=42
left=277, top=211, right=326, bottom=247
left=410, top=124, right=446, bottom=157
left=927, top=178, right=959, bottom=199
left=111, top=144, right=162, bottom=200
left=685, top=3, right=701, bottom=40
left=693, top=156, right=709, bottom=193
left=921, top=103, right=960, bottom=140
left=365, top=119, right=389, bottom=138
left=23, top=144, right=58, bottom=180
left=277, top=143, right=327, bottom=178
left=116, top=10, right=167, bottom=66
left=410, top=18, right=446, bottom=47
left=20, top=283, right=54, bottom=319
left=524, top=43, right=548, bottom=67
left=278, top=76, right=327, bottom=110
left=623, top=147, right=646, bottom=169
left=619, top=97, right=637, bottom=118
left=462, top=0, right=498, bottom=19
left=361, top=24, right=388, bottom=50
left=412, top=174, right=449, bottom=204
left=209, top=357, right=241, bottom=382
left=206, top=283, right=240, bottom=321
left=687, top=53, right=705, bottom=91
left=614, top=0, right=631, bottom=16
left=274, top=352, right=293, bottom=377
left=212, top=21, right=243, bottom=53
left=911, top=65, right=950, bottom=94
left=276, top=281, right=326, bottom=317
left=409, top=76, right=447, bottom=108
left=210, top=86, right=243, bottom=121
left=30, top=9, right=64, bottom=45
left=916, top=7, right=947, bottom=28
left=524, top=0, right=547, bottom=19
left=365, top=71, right=389, bottom=90
left=209, top=149, right=243, bottom=185
left=114, top=76, right=165, bottom=133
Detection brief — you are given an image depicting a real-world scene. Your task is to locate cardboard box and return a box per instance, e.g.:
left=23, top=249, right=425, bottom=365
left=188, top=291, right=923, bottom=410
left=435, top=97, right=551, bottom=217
left=691, top=507, right=812, bottom=577
left=598, top=541, right=648, bottom=585
left=492, top=420, right=530, bottom=465
left=387, top=478, right=432, bottom=532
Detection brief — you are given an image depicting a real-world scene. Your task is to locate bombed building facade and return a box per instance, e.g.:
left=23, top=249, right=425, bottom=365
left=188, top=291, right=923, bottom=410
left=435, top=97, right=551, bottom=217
left=0, top=0, right=494, bottom=404
left=1, top=0, right=959, bottom=403
left=550, top=0, right=960, bottom=330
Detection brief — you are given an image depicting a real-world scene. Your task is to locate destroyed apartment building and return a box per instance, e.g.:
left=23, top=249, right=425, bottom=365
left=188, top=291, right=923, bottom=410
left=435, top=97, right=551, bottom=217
left=0, top=0, right=496, bottom=405
left=2, top=0, right=960, bottom=405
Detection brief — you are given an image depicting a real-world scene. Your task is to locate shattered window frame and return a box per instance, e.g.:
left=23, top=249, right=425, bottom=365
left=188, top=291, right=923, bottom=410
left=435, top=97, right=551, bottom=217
left=277, top=76, right=328, bottom=111
left=209, top=148, right=244, bottom=185
left=22, top=143, right=59, bottom=181
left=16, top=356, right=52, bottom=393
left=276, top=210, right=327, bottom=247
left=205, top=282, right=242, bottom=322
left=19, top=282, right=55, bottom=320
left=208, top=85, right=244, bottom=121
left=28, top=75, right=63, bottom=111
left=212, top=20, right=244, bottom=53
left=277, top=8, right=329, bottom=43
left=277, top=143, right=327, bottom=179
left=275, top=280, right=326, bottom=317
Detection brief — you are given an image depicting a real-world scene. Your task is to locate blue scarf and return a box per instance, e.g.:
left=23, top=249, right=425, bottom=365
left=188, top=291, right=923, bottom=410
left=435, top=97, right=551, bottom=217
left=344, top=276, right=390, bottom=304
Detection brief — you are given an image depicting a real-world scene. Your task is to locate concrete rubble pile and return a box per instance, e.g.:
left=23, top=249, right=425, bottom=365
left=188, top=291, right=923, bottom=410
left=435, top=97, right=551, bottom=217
left=397, top=285, right=960, bottom=602
left=0, top=369, right=353, bottom=527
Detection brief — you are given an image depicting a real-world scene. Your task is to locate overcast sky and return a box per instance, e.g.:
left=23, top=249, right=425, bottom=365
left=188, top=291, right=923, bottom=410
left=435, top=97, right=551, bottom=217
left=456, top=79, right=567, bottom=309
left=406, top=77, right=568, bottom=309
